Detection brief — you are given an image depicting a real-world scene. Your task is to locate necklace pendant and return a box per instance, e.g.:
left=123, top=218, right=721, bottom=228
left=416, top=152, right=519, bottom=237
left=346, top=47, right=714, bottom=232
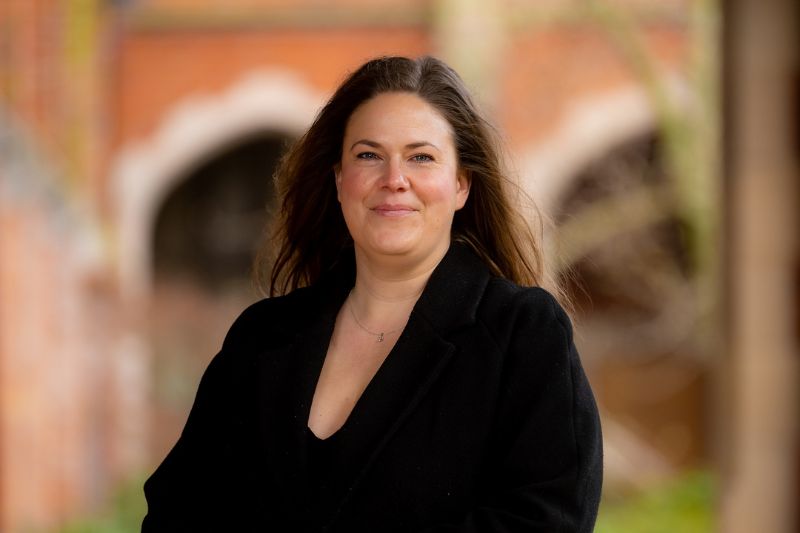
left=378, top=333, right=384, bottom=343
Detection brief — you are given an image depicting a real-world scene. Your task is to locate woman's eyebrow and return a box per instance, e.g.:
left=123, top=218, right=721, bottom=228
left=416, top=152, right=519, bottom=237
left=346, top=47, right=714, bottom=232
left=406, top=141, right=440, bottom=151
left=350, top=139, right=382, bottom=150
left=350, top=139, right=440, bottom=151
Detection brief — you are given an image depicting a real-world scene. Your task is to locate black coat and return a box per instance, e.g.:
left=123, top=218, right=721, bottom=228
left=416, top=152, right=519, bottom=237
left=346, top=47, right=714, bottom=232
left=142, top=244, right=603, bottom=532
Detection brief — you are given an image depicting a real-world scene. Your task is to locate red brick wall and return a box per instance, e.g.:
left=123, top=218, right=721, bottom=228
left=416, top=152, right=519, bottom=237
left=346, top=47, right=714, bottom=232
left=0, top=190, right=122, bottom=531
left=2, top=0, right=64, bottom=157
left=502, top=24, right=687, bottom=147
left=1, top=1, right=126, bottom=530
left=140, top=0, right=429, bottom=9
left=113, top=27, right=432, bottom=148
left=111, top=15, right=687, bottom=163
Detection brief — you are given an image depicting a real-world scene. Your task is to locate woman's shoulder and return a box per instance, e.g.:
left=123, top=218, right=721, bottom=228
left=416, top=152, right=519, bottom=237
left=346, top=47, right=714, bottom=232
left=480, top=278, right=572, bottom=333
left=470, top=278, right=576, bottom=365
left=477, top=278, right=587, bottom=405
left=220, top=285, right=318, bottom=351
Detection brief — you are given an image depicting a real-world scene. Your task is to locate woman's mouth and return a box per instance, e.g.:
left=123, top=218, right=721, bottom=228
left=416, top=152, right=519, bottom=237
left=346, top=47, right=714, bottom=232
left=371, top=204, right=416, bottom=217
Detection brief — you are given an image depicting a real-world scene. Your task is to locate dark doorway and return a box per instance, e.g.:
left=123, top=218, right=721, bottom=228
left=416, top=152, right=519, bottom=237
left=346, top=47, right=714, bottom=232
left=153, top=133, right=287, bottom=294
left=148, top=132, right=291, bottom=460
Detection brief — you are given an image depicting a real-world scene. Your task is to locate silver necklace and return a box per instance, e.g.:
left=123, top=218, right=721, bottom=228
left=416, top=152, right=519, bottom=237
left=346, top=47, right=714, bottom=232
left=347, top=292, right=404, bottom=343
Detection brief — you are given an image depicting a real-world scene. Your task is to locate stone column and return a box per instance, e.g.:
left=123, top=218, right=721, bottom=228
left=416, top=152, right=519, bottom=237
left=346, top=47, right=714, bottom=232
left=431, top=0, right=507, bottom=108
left=722, top=0, right=799, bottom=531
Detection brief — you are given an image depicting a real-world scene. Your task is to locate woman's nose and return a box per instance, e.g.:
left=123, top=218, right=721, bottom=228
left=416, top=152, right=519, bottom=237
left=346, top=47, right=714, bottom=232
left=382, top=159, right=409, bottom=190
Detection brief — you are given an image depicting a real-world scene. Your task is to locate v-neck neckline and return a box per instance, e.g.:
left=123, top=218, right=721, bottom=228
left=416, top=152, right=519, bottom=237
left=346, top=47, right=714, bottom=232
left=304, top=290, right=408, bottom=442
left=255, top=243, right=491, bottom=527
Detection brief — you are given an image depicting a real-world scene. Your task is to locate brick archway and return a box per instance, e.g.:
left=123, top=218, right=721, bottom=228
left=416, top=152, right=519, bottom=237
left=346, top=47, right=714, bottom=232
left=110, top=69, right=324, bottom=302
left=519, top=85, right=659, bottom=216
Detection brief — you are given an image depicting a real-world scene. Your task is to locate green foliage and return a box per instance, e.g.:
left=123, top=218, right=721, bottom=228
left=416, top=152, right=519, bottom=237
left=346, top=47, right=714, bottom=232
left=53, top=471, right=714, bottom=532
left=595, top=471, right=715, bottom=533
left=53, top=472, right=714, bottom=533
left=55, top=475, right=147, bottom=533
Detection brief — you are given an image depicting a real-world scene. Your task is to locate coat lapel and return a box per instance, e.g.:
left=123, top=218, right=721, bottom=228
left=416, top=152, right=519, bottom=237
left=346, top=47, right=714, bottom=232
left=325, top=310, right=456, bottom=519
left=253, top=243, right=491, bottom=521
left=252, top=275, right=349, bottom=518
left=325, top=243, right=492, bottom=519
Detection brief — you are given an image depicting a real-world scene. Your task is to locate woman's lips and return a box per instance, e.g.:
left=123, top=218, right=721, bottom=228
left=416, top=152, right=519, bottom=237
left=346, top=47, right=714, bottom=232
left=371, top=204, right=416, bottom=217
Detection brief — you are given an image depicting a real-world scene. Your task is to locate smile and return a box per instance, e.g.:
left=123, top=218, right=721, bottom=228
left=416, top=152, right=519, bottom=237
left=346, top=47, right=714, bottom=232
left=371, top=205, right=417, bottom=217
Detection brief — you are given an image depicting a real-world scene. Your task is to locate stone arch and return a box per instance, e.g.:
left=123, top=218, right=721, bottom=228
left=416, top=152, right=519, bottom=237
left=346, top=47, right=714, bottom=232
left=519, top=79, right=688, bottom=215
left=110, top=70, right=325, bottom=301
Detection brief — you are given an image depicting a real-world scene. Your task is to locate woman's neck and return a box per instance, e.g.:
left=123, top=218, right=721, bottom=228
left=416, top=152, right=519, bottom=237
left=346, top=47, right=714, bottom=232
left=349, top=245, right=448, bottom=321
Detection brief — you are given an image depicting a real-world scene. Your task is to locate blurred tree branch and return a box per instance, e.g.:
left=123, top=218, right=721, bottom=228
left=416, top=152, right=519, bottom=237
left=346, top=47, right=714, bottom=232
left=556, top=0, right=722, bottom=357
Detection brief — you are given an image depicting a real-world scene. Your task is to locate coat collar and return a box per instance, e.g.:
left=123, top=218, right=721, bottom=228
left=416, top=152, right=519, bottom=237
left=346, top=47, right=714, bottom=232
left=412, top=241, right=492, bottom=335
left=254, top=242, right=492, bottom=524
left=315, top=240, right=491, bottom=333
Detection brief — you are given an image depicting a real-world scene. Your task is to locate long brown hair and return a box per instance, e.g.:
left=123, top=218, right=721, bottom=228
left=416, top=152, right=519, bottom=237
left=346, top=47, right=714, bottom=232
left=258, top=56, right=559, bottom=299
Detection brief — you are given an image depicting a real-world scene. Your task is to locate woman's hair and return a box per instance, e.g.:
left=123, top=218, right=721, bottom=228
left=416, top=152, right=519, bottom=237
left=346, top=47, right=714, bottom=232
left=258, top=55, right=560, bottom=299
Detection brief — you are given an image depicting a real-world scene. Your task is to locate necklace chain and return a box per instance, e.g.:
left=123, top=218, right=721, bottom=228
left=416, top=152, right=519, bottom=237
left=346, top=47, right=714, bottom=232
left=347, top=290, right=405, bottom=343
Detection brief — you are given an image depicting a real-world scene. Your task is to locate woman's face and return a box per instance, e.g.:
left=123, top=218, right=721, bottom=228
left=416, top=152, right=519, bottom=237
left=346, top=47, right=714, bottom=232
left=336, top=91, right=470, bottom=266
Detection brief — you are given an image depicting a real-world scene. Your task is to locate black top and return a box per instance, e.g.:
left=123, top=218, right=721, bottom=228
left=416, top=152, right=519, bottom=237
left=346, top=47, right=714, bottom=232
left=306, top=427, right=343, bottom=527
left=306, top=426, right=339, bottom=466
left=142, top=243, right=603, bottom=532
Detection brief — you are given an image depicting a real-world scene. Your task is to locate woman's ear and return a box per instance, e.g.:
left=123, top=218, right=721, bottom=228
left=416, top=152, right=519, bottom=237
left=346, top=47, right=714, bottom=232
left=334, top=163, right=342, bottom=202
left=455, top=170, right=471, bottom=210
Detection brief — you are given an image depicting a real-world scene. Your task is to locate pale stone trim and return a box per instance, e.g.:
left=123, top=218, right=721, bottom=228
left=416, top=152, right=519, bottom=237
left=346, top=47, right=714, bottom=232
left=516, top=79, right=690, bottom=274
left=110, top=70, right=324, bottom=301
left=519, top=85, right=658, bottom=216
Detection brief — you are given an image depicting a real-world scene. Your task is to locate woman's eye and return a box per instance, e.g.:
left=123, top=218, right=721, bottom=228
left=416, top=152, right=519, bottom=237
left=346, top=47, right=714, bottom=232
left=356, top=152, right=379, bottom=160
left=411, top=154, right=434, bottom=163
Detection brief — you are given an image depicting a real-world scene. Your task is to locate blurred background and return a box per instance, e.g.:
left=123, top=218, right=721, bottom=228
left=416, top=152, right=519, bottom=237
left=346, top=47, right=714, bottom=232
left=0, top=0, right=797, bottom=531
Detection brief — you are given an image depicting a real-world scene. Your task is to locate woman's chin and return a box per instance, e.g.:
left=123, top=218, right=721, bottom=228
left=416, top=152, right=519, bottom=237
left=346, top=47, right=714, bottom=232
left=358, top=235, right=452, bottom=265
left=359, top=234, right=420, bottom=258
left=367, top=241, right=416, bottom=257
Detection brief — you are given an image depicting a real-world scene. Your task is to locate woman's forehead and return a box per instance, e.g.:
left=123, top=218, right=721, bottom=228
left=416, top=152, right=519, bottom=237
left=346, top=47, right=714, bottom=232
left=343, top=92, right=454, bottom=147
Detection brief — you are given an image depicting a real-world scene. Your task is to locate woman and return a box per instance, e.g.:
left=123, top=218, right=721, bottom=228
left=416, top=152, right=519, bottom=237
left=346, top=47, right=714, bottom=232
left=143, top=56, right=602, bottom=532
